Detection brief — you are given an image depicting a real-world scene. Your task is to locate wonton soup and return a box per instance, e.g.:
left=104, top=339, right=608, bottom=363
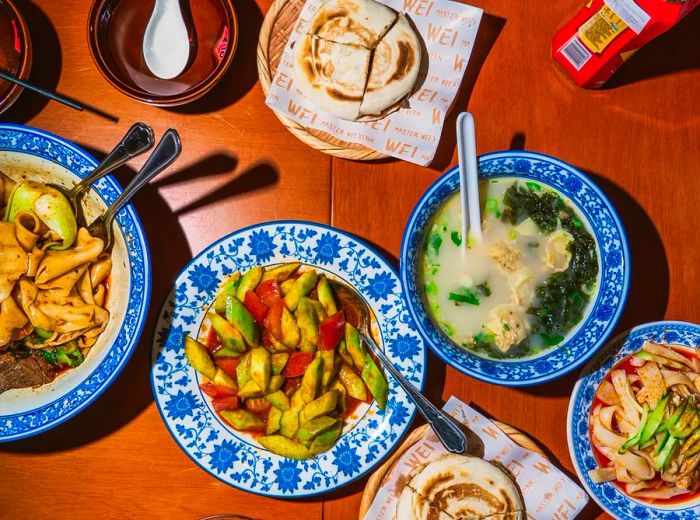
left=420, top=178, right=599, bottom=359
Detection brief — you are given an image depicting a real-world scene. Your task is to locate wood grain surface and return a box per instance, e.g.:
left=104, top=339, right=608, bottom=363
left=0, top=0, right=698, bottom=519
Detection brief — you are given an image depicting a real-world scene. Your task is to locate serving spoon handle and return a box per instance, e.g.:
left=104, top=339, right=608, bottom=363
left=69, top=123, right=155, bottom=203
left=88, top=129, right=181, bottom=250
left=358, top=330, right=468, bottom=454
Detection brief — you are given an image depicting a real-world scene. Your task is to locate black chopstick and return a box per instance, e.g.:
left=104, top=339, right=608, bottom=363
left=0, top=70, right=84, bottom=111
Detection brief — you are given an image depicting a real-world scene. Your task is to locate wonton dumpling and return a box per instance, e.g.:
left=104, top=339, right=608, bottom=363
left=508, top=267, right=534, bottom=307
left=485, top=304, right=530, bottom=352
left=488, top=241, right=523, bottom=273
left=544, top=229, right=573, bottom=272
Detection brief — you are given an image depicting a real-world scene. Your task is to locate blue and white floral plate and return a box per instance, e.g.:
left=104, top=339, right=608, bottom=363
left=151, top=221, right=426, bottom=497
left=0, top=123, right=151, bottom=441
left=568, top=321, right=700, bottom=519
left=400, top=150, right=630, bottom=386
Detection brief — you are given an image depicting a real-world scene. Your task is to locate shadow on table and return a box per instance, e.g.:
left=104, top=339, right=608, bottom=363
left=430, top=13, right=506, bottom=171
left=0, top=148, right=280, bottom=453
left=520, top=168, right=669, bottom=399
left=2, top=0, right=60, bottom=123
left=168, top=0, right=263, bottom=115
left=603, top=7, right=700, bottom=90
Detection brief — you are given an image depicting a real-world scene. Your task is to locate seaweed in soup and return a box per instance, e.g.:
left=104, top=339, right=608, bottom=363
left=501, top=183, right=599, bottom=338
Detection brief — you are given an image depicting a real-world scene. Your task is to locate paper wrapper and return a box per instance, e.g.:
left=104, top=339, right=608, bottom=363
left=265, top=0, right=483, bottom=166
left=363, top=397, right=589, bottom=520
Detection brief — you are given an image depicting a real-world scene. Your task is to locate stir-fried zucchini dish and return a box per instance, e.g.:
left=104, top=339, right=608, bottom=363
left=590, top=341, right=700, bottom=503
left=184, top=263, right=389, bottom=459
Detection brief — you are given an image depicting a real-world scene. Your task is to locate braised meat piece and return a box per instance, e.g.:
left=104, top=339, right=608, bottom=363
left=0, top=351, right=56, bottom=393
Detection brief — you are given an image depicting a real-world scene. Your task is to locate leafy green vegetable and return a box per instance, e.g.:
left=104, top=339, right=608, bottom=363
left=441, top=322, right=456, bottom=337
left=501, top=183, right=563, bottom=233
left=54, top=342, right=84, bottom=368
left=499, top=182, right=599, bottom=338
left=450, top=231, right=462, bottom=246
left=426, top=232, right=442, bottom=256
left=34, top=328, right=53, bottom=340
left=540, top=333, right=564, bottom=346
left=37, top=349, right=58, bottom=365
left=448, top=288, right=480, bottom=306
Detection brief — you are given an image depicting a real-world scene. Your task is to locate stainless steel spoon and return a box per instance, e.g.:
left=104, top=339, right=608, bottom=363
left=328, top=279, right=468, bottom=454
left=88, top=129, right=182, bottom=251
left=49, top=122, right=155, bottom=221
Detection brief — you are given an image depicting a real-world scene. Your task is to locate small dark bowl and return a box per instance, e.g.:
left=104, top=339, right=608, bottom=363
left=0, top=0, right=32, bottom=114
left=87, top=0, right=237, bottom=106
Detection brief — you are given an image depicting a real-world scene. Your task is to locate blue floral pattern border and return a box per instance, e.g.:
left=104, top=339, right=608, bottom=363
left=400, top=150, right=630, bottom=386
left=150, top=221, right=426, bottom=497
left=568, top=321, right=700, bottom=519
left=0, top=124, right=151, bottom=441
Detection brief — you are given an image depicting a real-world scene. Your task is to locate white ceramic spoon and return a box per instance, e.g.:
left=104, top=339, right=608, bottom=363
left=143, top=0, right=190, bottom=80
left=456, top=112, right=482, bottom=247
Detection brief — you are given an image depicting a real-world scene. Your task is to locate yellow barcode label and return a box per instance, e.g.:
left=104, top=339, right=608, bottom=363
left=578, top=4, right=628, bottom=53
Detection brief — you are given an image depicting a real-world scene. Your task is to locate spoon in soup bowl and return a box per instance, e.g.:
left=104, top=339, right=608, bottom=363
left=143, top=0, right=191, bottom=80
left=456, top=112, right=482, bottom=246
left=328, top=278, right=468, bottom=454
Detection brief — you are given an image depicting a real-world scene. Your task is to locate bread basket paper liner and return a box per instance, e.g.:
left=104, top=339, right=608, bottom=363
left=265, top=0, right=483, bottom=166
left=363, top=396, right=590, bottom=519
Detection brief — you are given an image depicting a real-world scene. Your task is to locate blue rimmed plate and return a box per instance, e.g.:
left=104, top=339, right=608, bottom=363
left=568, top=321, right=700, bottom=519
left=400, top=150, right=630, bottom=386
left=150, top=221, right=426, bottom=497
left=0, top=123, right=151, bottom=441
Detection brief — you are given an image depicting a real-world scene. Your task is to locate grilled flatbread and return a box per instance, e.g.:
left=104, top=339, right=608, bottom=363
left=397, top=454, right=525, bottom=520
left=396, top=482, right=452, bottom=520
left=293, top=34, right=371, bottom=120
left=359, top=13, right=422, bottom=118
left=309, top=0, right=397, bottom=48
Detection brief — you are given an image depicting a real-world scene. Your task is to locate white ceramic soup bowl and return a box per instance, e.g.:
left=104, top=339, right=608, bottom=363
left=0, top=123, right=150, bottom=440
left=399, top=150, right=630, bottom=386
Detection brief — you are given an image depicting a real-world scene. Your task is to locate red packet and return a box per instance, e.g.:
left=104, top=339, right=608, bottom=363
left=552, top=0, right=699, bottom=88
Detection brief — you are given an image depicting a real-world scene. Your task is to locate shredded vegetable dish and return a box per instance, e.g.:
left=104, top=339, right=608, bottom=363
left=590, top=341, right=700, bottom=503
left=184, top=263, right=389, bottom=459
left=0, top=173, right=112, bottom=393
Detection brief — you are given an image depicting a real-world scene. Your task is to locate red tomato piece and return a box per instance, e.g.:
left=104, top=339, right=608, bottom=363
left=214, top=357, right=241, bottom=379
left=244, top=290, right=268, bottom=322
left=199, top=383, right=236, bottom=398
left=318, top=311, right=346, bottom=351
left=264, top=299, right=284, bottom=341
left=282, top=352, right=313, bottom=377
left=211, top=395, right=239, bottom=411
left=256, top=279, right=282, bottom=307
left=205, top=327, right=222, bottom=351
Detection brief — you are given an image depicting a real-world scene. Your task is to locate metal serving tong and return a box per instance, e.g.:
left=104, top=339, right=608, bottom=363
left=328, top=279, right=468, bottom=454
left=88, top=128, right=182, bottom=251
left=49, top=122, right=156, bottom=224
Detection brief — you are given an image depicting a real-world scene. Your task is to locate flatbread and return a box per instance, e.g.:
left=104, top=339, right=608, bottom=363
left=398, top=454, right=525, bottom=520
left=359, top=13, right=422, bottom=118
left=309, top=0, right=398, bottom=48
left=293, top=34, right=371, bottom=120
left=396, top=482, right=452, bottom=520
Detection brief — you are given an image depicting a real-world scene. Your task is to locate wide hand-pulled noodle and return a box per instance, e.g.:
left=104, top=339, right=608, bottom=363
left=589, top=341, right=700, bottom=502
left=0, top=172, right=112, bottom=392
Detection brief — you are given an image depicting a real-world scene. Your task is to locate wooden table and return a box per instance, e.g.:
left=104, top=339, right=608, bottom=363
left=1, top=0, right=698, bottom=518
